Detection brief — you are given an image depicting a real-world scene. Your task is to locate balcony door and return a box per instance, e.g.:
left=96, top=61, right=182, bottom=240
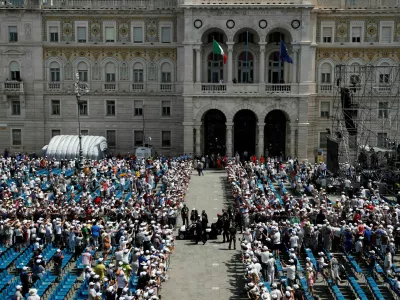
left=268, top=51, right=284, bottom=84
left=238, top=52, right=254, bottom=83
left=208, top=53, right=224, bottom=83
left=10, top=62, right=20, bottom=81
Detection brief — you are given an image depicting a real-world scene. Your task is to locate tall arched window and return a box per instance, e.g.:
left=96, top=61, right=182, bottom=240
left=9, top=62, right=20, bottom=80
left=268, top=51, right=284, bottom=83
left=105, top=62, right=116, bottom=82
left=133, top=62, right=144, bottom=83
left=320, top=63, right=332, bottom=84
left=50, top=61, right=60, bottom=82
left=161, top=63, right=172, bottom=83
left=77, top=62, right=88, bottom=82
left=237, top=52, right=254, bottom=83
left=349, top=62, right=361, bottom=86
left=379, top=62, right=390, bottom=84
left=208, top=53, right=223, bottom=83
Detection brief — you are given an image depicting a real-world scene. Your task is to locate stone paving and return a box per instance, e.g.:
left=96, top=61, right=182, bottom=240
left=160, top=170, right=246, bottom=300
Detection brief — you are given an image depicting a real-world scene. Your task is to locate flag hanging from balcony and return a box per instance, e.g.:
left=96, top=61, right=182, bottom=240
left=213, top=39, right=227, bottom=64
left=280, top=40, right=293, bottom=64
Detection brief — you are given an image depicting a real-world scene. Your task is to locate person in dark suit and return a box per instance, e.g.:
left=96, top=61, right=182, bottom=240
left=195, top=218, right=206, bottom=245
left=228, top=225, right=237, bottom=250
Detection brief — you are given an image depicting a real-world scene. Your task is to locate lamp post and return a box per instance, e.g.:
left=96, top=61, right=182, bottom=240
left=74, top=72, right=89, bottom=171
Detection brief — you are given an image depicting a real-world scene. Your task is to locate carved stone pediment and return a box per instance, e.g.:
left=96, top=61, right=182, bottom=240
left=2, top=49, right=25, bottom=56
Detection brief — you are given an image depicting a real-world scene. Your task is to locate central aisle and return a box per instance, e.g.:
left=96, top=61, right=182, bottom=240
left=161, top=170, right=246, bottom=300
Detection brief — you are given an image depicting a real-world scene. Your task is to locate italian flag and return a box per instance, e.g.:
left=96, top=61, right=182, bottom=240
left=213, top=39, right=227, bottom=64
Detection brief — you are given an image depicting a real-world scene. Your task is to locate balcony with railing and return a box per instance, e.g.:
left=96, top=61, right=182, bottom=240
left=160, top=83, right=174, bottom=92
left=0, top=0, right=38, bottom=8
left=3, top=81, right=24, bottom=94
left=103, top=83, right=117, bottom=92
left=318, top=84, right=333, bottom=95
left=265, top=84, right=291, bottom=94
left=315, top=0, right=399, bottom=9
left=42, top=0, right=180, bottom=9
left=48, top=82, right=61, bottom=91
left=182, top=0, right=306, bottom=5
left=132, top=83, right=146, bottom=93
left=201, top=83, right=227, bottom=94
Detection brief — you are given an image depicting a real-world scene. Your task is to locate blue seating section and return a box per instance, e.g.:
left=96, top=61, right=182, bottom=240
left=0, top=278, right=21, bottom=299
left=129, top=275, right=139, bottom=293
left=388, top=278, right=400, bottom=297
left=0, top=247, right=26, bottom=269
left=346, top=254, right=363, bottom=274
left=366, top=277, right=385, bottom=300
left=304, top=248, right=317, bottom=270
left=0, top=269, right=14, bottom=290
left=42, top=245, right=58, bottom=263
left=348, top=276, right=368, bottom=300
left=31, top=271, right=57, bottom=297
left=298, top=276, right=314, bottom=300
left=15, top=245, right=34, bottom=269
left=72, top=278, right=89, bottom=300
left=61, top=252, right=73, bottom=269
left=329, top=281, right=345, bottom=300
left=48, top=271, right=78, bottom=300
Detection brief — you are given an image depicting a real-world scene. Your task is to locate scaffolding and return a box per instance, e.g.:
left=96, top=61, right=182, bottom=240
left=331, top=64, right=400, bottom=182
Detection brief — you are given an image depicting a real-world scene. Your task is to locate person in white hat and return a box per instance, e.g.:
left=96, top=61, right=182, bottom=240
left=27, top=288, right=40, bottom=300
left=13, top=285, right=23, bottom=300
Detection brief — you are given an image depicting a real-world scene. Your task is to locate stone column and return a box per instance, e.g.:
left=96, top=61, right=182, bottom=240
left=227, top=42, right=234, bottom=83
left=297, top=123, right=309, bottom=162
left=259, top=43, right=266, bottom=83
left=226, top=122, right=233, bottom=157
left=290, top=126, right=296, bottom=158
left=195, top=48, right=201, bottom=83
left=195, top=124, right=201, bottom=155
left=291, top=46, right=299, bottom=83
left=257, top=123, right=264, bottom=157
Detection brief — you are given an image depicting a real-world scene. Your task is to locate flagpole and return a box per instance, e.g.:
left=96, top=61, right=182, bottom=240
left=246, top=30, right=249, bottom=83
left=278, top=33, right=282, bottom=83
left=212, top=36, right=215, bottom=83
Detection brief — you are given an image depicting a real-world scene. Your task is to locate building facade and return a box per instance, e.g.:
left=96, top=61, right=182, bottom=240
left=1, top=0, right=399, bottom=162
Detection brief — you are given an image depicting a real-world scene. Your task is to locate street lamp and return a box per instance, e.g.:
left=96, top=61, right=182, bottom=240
left=74, top=72, right=89, bottom=171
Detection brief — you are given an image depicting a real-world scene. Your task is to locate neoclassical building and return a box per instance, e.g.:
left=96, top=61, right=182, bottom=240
left=1, top=0, right=400, bottom=161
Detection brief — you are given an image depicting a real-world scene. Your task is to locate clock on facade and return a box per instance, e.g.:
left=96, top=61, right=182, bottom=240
left=259, top=20, right=268, bottom=29
left=226, top=20, right=235, bottom=29
left=291, top=20, right=301, bottom=29
left=194, top=19, right=203, bottom=29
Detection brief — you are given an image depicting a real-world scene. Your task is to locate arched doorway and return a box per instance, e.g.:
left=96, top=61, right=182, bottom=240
left=234, top=109, right=257, bottom=158
left=264, top=110, right=287, bottom=157
left=203, top=109, right=226, bottom=155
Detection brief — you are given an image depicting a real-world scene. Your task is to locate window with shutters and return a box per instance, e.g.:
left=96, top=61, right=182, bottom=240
left=377, top=132, right=388, bottom=148
left=319, top=132, right=328, bottom=148
left=320, top=101, right=330, bottom=118
left=161, top=27, right=171, bottom=43
left=50, top=62, right=61, bottom=82
left=134, top=100, right=143, bottom=116
left=133, top=62, right=144, bottom=82
left=380, top=26, right=392, bottom=43
left=106, top=100, right=116, bottom=116
left=105, top=26, right=115, bottom=43
left=134, top=130, right=143, bottom=146
left=77, top=62, right=88, bottom=82
left=106, top=130, right=116, bottom=148
left=379, top=63, right=390, bottom=84
left=51, top=100, right=61, bottom=116
left=79, top=100, right=88, bottom=116
left=161, top=63, right=172, bottom=83
left=162, top=131, right=171, bottom=147
left=12, top=100, right=21, bottom=115
left=77, top=26, right=87, bottom=43
left=320, top=63, right=332, bottom=83
left=8, top=26, right=18, bottom=42
left=49, top=26, right=59, bottom=42
left=51, top=129, right=61, bottom=138
left=351, top=26, right=362, bottom=43
left=9, top=62, right=20, bottom=81
left=322, top=26, right=333, bottom=43
left=12, top=129, right=22, bottom=146
left=162, top=100, right=171, bottom=116
left=105, top=63, right=116, bottom=82
left=133, top=27, right=143, bottom=43
left=378, top=102, right=389, bottom=119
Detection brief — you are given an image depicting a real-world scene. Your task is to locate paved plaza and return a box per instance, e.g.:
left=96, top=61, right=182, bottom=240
left=161, top=170, right=246, bottom=300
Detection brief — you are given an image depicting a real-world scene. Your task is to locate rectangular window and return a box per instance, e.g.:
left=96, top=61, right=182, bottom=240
left=81, top=130, right=89, bottom=136
left=161, top=72, right=172, bottom=83
left=133, top=27, right=143, bottom=43
left=106, top=73, right=116, bottom=82
left=377, top=132, right=388, bottom=148
left=320, top=101, right=330, bottom=118
left=134, top=130, right=143, bottom=146
left=162, top=131, right=171, bottom=147
left=381, top=26, right=392, bottom=43
left=321, top=73, right=331, bottom=84
left=9, top=26, right=18, bottom=42
left=78, top=70, right=88, bottom=82
left=106, top=130, right=116, bottom=147
left=50, top=68, right=60, bottom=82
left=379, top=73, right=389, bottom=83
left=319, top=132, right=328, bottom=148
left=79, top=100, right=88, bottom=116
left=12, top=129, right=22, bottom=146
left=12, top=100, right=21, bottom=115
left=106, top=100, right=116, bottom=116
left=378, top=102, right=388, bottom=119
left=133, top=69, right=144, bottom=82
left=162, top=100, right=171, bottom=116
left=322, top=27, right=332, bottom=43
left=49, top=26, right=59, bottom=42
left=351, top=26, right=362, bottom=43
left=51, top=129, right=61, bottom=137
left=134, top=100, right=143, bottom=116
left=105, top=26, right=115, bottom=43
left=77, top=26, right=87, bottom=43
left=51, top=100, right=60, bottom=115
left=161, top=27, right=171, bottom=43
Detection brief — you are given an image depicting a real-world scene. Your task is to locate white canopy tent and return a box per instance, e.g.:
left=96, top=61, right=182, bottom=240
left=42, top=135, right=108, bottom=160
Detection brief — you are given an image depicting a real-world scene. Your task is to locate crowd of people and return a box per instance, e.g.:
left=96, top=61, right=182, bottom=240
left=226, top=157, right=400, bottom=300
left=0, top=153, right=192, bottom=299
